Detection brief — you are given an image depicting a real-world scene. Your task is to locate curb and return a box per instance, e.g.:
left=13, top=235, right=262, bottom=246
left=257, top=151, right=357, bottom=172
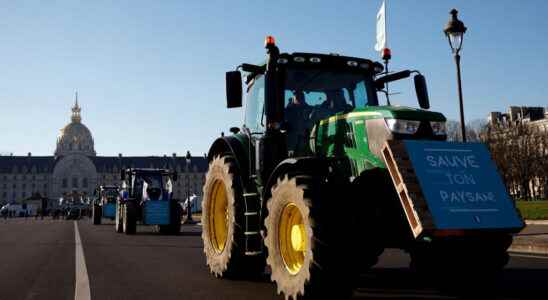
left=525, top=220, right=548, bottom=225
left=508, top=244, right=548, bottom=256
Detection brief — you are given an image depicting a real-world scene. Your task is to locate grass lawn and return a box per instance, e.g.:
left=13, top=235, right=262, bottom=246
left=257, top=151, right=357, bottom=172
left=516, top=200, right=548, bottom=220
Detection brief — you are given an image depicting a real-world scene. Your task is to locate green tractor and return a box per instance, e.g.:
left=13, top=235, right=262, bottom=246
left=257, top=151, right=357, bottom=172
left=201, top=37, right=519, bottom=299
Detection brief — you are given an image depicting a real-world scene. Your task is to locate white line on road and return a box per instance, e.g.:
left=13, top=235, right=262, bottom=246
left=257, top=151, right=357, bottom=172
left=510, top=253, right=548, bottom=260
left=74, top=221, right=91, bottom=300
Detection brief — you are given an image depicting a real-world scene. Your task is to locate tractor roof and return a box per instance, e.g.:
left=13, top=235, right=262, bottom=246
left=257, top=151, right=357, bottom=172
left=248, top=52, right=384, bottom=75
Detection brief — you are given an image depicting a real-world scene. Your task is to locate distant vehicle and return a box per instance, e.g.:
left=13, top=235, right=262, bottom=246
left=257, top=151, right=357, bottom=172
left=66, top=207, right=81, bottom=220
left=92, top=185, right=119, bottom=225
left=1, top=203, right=31, bottom=217
left=117, top=168, right=181, bottom=235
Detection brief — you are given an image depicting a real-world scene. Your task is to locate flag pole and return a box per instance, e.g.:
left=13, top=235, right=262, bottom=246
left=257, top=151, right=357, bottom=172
left=382, top=0, right=391, bottom=105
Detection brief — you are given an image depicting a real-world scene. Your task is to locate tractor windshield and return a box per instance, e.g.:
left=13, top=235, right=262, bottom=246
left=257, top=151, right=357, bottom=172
left=104, top=189, right=118, bottom=197
left=283, top=68, right=378, bottom=112
left=282, top=68, right=377, bottom=154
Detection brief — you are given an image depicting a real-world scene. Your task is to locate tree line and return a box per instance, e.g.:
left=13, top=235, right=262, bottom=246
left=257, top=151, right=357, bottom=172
left=446, top=119, right=548, bottom=200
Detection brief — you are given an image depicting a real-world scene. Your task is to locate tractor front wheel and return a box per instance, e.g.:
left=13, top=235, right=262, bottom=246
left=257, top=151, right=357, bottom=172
left=115, top=202, right=123, bottom=233
left=123, top=202, right=137, bottom=235
left=92, top=204, right=102, bottom=225
left=264, top=174, right=358, bottom=300
left=409, top=236, right=511, bottom=295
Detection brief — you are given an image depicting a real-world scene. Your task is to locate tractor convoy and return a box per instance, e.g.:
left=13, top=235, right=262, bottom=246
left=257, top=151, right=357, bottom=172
left=200, top=36, right=524, bottom=299
left=90, top=168, right=182, bottom=235
left=82, top=35, right=525, bottom=300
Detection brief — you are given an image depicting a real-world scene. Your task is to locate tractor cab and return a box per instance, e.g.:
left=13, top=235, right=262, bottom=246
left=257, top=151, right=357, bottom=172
left=225, top=36, right=447, bottom=181
left=116, top=168, right=180, bottom=235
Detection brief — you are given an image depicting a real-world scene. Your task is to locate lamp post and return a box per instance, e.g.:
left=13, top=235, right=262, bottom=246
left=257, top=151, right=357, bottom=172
left=183, top=151, right=195, bottom=224
left=444, top=9, right=468, bottom=142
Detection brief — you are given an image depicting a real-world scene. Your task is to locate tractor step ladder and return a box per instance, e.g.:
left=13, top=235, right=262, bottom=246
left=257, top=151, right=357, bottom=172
left=243, top=192, right=262, bottom=255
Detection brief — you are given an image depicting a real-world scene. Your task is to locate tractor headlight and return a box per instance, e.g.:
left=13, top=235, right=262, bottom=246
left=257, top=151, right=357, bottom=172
left=430, top=121, right=447, bottom=135
left=385, top=119, right=420, bottom=135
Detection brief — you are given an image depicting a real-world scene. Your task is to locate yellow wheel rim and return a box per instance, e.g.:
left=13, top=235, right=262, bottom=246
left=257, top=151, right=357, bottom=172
left=209, top=180, right=228, bottom=253
left=279, top=203, right=306, bottom=275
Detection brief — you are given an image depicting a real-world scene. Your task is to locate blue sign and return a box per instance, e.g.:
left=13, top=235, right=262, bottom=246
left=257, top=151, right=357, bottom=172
left=404, top=140, right=524, bottom=230
left=144, top=201, right=171, bottom=225
left=102, top=203, right=116, bottom=218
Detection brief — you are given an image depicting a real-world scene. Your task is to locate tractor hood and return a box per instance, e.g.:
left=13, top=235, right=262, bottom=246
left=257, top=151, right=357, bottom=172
left=353, top=106, right=446, bottom=122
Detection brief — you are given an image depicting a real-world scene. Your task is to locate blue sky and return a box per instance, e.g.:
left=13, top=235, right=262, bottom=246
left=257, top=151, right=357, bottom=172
left=0, top=0, right=547, bottom=156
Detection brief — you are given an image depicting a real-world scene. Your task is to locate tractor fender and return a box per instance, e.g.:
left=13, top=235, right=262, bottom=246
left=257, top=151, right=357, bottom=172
left=263, top=156, right=350, bottom=202
left=207, top=134, right=250, bottom=182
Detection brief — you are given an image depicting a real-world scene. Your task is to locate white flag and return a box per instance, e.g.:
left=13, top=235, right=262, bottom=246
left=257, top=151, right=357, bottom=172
left=374, top=1, right=386, bottom=52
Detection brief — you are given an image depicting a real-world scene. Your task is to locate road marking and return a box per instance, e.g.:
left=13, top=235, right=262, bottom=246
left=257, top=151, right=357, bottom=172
left=74, top=221, right=91, bottom=300
left=510, top=253, right=548, bottom=260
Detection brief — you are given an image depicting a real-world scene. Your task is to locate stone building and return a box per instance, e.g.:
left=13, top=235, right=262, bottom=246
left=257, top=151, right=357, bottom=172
left=0, top=98, right=207, bottom=208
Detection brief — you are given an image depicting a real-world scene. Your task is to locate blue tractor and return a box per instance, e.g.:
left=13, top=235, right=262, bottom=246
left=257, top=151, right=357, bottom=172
left=116, top=168, right=181, bottom=235
left=92, top=185, right=119, bottom=225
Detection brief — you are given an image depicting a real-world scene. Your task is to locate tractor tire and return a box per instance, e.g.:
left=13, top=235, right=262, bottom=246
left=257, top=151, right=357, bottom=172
left=157, top=201, right=182, bottom=235
left=123, top=202, right=137, bottom=235
left=409, top=235, right=511, bottom=295
left=92, top=204, right=102, bottom=225
left=201, top=155, right=265, bottom=278
left=115, top=202, right=123, bottom=233
left=264, top=174, right=358, bottom=300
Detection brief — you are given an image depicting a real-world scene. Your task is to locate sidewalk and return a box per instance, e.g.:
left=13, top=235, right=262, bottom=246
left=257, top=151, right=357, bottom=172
left=509, top=221, right=548, bottom=255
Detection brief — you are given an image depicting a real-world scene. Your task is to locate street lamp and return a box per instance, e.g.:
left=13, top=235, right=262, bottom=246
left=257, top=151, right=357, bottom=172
left=444, top=8, right=468, bottom=142
left=183, top=150, right=196, bottom=224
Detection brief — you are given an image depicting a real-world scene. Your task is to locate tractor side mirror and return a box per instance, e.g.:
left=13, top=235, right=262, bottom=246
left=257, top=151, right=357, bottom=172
left=375, top=70, right=411, bottom=90
left=120, top=169, right=126, bottom=181
left=414, top=74, right=430, bottom=110
left=226, top=71, right=242, bottom=108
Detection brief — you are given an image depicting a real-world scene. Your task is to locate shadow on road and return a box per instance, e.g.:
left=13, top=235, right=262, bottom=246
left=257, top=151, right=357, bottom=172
left=352, top=267, right=548, bottom=299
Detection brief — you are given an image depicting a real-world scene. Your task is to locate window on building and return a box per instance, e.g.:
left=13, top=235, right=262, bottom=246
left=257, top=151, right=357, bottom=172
left=32, top=175, right=35, bottom=180
left=83, top=178, right=88, bottom=188
left=62, top=178, right=68, bottom=188
left=12, top=183, right=16, bottom=189
left=44, top=183, right=47, bottom=189
left=2, top=192, right=6, bottom=197
left=72, top=178, right=78, bottom=188
left=22, top=183, right=26, bottom=189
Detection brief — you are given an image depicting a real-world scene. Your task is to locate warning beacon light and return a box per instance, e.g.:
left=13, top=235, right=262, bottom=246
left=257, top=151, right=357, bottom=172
left=382, top=48, right=392, bottom=61
left=265, top=35, right=276, bottom=47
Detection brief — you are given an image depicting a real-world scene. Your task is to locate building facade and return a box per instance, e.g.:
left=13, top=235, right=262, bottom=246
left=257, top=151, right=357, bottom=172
left=0, top=100, right=208, bottom=207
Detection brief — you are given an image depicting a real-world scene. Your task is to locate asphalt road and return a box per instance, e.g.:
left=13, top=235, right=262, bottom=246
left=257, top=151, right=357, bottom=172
left=1, top=218, right=548, bottom=300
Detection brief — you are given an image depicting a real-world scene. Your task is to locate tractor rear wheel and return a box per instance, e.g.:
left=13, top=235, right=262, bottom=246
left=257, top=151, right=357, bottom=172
left=202, top=155, right=265, bottom=278
left=264, top=173, right=358, bottom=300
left=92, top=204, right=102, bottom=225
left=115, top=202, right=123, bottom=233
left=123, top=202, right=137, bottom=235
left=158, top=202, right=181, bottom=235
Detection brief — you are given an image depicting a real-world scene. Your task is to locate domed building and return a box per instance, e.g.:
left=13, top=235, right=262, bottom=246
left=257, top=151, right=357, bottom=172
left=0, top=94, right=207, bottom=209
left=55, top=98, right=96, bottom=157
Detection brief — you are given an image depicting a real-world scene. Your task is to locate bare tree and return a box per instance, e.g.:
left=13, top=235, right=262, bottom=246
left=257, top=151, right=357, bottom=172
left=482, top=120, right=548, bottom=200
left=446, top=119, right=484, bottom=142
